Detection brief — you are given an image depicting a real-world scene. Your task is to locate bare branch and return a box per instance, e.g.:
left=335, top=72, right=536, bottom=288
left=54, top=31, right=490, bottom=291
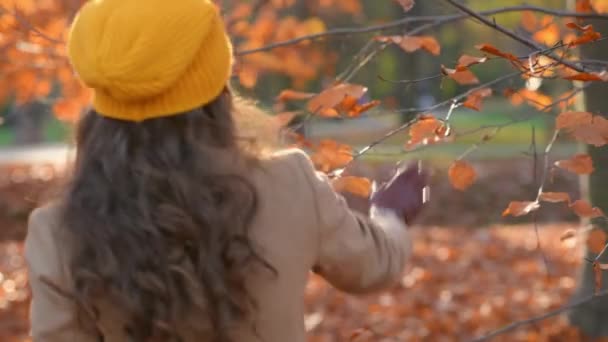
left=471, top=288, right=608, bottom=342
left=236, top=5, right=608, bottom=56
left=1, top=7, right=64, bottom=45
left=443, top=0, right=586, bottom=73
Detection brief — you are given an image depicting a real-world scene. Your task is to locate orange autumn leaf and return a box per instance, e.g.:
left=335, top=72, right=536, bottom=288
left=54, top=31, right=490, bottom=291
left=577, top=0, right=594, bottom=13
left=539, top=192, right=571, bottom=203
left=463, top=88, right=492, bottom=111
left=332, top=176, right=372, bottom=197
left=533, top=23, right=561, bottom=46
left=502, top=201, right=540, bottom=217
left=506, top=89, right=553, bottom=111
left=407, top=114, right=447, bottom=148
left=555, top=154, right=594, bottom=175
left=441, top=65, right=479, bottom=85
left=568, top=25, right=602, bottom=47
left=277, top=89, right=316, bottom=102
left=456, top=55, right=488, bottom=69
left=567, top=116, right=608, bottom=147
left=310, top=140, right=353, bottom=173
left=521, top=11, right=538, bottom=32
left=556, top=111, right=593, bottom=130
left=53, top=98, right=83, bottom=121
left=448, top=160, right=476, bottom=191
left=570, top=200, right=605, bottom=218
left=308, top=83, right=367, bottom=115
left=566, top=22, right=595, bottom=32
left=588, top=229, right=608, bottom=254
left=419, top=36, right=441, bottom=56
left=345, top=100, right=381, bottom=117
left=594, top=261, right=603, bottom=294
left=476, top=44, right=520, bottom=63
left=377, top=35, right=440, bottom=55
left=395, top=0, right=415, bottom=12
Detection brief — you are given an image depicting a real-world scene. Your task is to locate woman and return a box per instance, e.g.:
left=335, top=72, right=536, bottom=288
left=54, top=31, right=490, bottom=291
left=25, top=0, right=428, bottom=341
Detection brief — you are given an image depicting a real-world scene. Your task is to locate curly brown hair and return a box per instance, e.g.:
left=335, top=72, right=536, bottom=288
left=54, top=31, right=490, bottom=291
left=59, top=88, right=274, bottom=341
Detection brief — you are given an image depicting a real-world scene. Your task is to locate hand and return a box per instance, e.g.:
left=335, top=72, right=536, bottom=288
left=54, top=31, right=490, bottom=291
left=370, top=161, right=430, bottom=225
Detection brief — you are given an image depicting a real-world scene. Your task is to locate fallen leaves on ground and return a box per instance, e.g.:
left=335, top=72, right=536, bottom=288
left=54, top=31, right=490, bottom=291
left=306, top=225, right=589, bottom=341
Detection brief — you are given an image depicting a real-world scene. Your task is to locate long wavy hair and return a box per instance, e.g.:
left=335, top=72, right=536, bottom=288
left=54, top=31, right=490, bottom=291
left=59, top=88, right=273, bottom=341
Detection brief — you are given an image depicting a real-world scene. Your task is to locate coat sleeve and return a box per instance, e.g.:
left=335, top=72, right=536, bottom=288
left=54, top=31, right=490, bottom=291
left=289, top=150, right=412, bottom=293
left=25, top=207, right=99, bottom=342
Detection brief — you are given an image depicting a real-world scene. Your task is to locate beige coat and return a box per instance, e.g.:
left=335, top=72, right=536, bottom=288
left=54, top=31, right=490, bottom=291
left=25, top=149, right=412, bottom=342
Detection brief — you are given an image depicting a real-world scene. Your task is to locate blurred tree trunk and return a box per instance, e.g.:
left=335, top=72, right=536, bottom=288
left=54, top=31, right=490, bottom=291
left=13, top=101, right=47, bottom=145
left=567, top=17, right=608, bottom=337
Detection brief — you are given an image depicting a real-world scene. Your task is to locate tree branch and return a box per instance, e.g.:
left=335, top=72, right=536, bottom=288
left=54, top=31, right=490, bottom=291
left=442, top=0, right=586, bottom=73
left=471, top=288, right=608, bottom=342
left=236, top=5, right=608, bottom=56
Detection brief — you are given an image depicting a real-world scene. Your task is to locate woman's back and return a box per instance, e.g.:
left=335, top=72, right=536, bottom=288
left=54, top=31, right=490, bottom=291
left=26, top=149, right=412, bottom=341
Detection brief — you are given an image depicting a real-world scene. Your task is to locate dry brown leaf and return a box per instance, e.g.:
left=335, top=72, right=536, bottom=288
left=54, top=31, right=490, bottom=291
left=276, top=89, right=316, bottom=102
left=448, top=160, right=476, bottom=191
left=419, top=36, right=441, bottom=56
left=476, top=44, right=521, bottom=63
left=588, top=229, right=608, bottom=254
left=594, top=261, right=603, bottom=294
left=569, top=116, right=608, bottom=147
left=310, top=140, right=353, bottom=173
left=502, top=201, right=540, bottom=217
left=441, top=65, right=479, bottom=85
left=308, top=84, right=367, bottom=115
left=407, top=114, right=447, bottom=148
left=457, top=54, right=488, bottom=69
left=377, top=35, right=440, bottom=55
left=570, top=200, right=605, bottom=218
left=463, top=88, right=493, bottom=111
left=539, top=192, right=571, bottom=203
left=555, top=154, right=594, bottom=175
left=332, top=176, right=372, bottom=197
left=556, top=111, right=593, bottom=130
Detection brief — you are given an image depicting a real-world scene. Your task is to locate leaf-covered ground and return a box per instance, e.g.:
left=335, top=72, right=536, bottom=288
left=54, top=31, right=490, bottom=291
left=0, top=161, right=598, bottom=341
left=0, top=224, right=593, bottom=341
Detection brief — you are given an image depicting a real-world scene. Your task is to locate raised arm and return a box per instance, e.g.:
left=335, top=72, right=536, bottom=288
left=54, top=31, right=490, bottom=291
left=290, top=150, right=427, bottom=293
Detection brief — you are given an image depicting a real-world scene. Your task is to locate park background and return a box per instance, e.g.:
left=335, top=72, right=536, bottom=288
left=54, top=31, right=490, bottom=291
left=1, top=0, right=608, bottom=341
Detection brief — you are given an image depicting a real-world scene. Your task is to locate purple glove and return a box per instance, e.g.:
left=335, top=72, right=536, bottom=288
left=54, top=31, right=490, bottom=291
left=370, top=161, right=430, bottom=225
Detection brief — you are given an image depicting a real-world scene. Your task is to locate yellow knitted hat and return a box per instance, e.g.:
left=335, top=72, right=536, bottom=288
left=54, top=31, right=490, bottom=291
left=67, top=0, right=233, bottom=122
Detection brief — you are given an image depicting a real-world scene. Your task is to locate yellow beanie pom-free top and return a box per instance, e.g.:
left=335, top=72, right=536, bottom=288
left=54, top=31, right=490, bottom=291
left=67, top=0, right=233, bottom=122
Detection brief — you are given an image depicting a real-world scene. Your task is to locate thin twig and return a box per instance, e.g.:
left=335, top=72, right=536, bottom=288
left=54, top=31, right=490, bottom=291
left=443, top=0, right=586, bottom=73
left=378, top=74, right=442, bottom=84
left=1, top=7, right=64, bottom=45
left=236, top=5, right=608, bottom=56
left=595, top=242, right=608, bottom=262
left=470, top=288, right=608, bottom=342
